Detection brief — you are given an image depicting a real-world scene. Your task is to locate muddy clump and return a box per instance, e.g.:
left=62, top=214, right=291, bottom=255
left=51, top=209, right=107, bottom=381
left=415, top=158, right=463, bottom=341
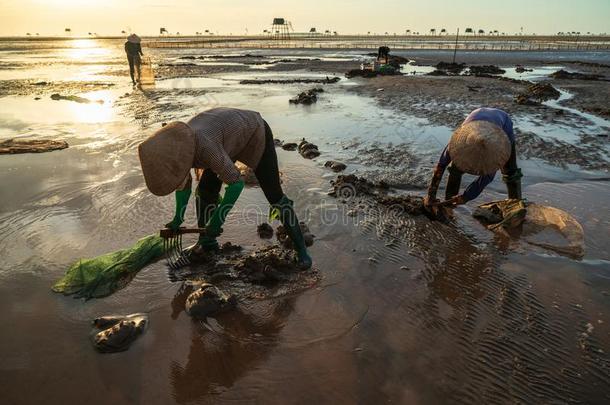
left=289, top=88, right=324, bottom=105
left=346, top=69, right=379, bottom=79
left=324, top=160, right=347, bottom=172
left=329, top=174, right=452, bottom=222
left=235, top=245, right=304, bottom=285
left=276, top=223, right=315, bottom=249
left=515, top=82, right=561, bottom=105
left=428, top=62, right=466, bottom=76
left=185, top=282, right=236, bottom=319
left=550, top=69, right=604, bottom=81
left=515, top=65, right=533, bottom=73
left=239, top=77, right=340, bottom=85
left=91, top=313, right=148, bottom=353
left=0, top=139, right=69, bottom=154
left=257, top=223, right=274, bottom=239
left=469, top=65, right=506, bottom=76
left=281, top=142, right=298, bottom=151
left=329, top=174, right=389, bottom=198
left=298, top=139, right=320, bottom=159
left=51, top=93, right=104, bottom=104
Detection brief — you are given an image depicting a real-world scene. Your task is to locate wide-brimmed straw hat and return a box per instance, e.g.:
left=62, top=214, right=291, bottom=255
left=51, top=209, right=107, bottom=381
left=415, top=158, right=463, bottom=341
left=138, top=122, right=195, bottom=196
left=448, top=120, right=511, bottom=175
left=127, top=34, right=141, bottom=43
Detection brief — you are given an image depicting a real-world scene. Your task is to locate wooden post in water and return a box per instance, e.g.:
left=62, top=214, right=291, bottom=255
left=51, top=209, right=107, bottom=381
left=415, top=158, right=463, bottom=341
left=452, top=28, right=459, bottom=64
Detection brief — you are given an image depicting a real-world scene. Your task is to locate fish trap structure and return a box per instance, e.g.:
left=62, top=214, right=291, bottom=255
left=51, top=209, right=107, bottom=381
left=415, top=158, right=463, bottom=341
left=271, top=18, right=293, bottom=40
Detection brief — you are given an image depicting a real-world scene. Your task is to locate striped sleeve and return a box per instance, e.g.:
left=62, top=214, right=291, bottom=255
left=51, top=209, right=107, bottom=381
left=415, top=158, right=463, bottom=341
left=206, top=143, right=241, bottom=184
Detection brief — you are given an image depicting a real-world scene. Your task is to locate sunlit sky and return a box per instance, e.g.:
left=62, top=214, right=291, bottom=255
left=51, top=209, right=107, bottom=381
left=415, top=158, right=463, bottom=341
left=1, top=0, right=609, bottom=36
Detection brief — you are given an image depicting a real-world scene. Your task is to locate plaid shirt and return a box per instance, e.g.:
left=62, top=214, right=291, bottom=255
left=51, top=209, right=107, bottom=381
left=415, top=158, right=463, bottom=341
left=185, top=108, right=266, bottom=185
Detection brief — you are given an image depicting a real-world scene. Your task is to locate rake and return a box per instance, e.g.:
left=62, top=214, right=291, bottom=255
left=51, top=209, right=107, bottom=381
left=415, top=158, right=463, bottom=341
left=159, top=228, right=207, bottom=269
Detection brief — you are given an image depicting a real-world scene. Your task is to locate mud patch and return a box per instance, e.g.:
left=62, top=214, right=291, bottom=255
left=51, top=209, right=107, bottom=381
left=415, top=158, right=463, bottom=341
left=281, top=142, right=298, bottom=151
left=239, top=77, right=340, bottom=85
left=51, top=93, right=104, bottom=104
left=0, top=138, right=68, bottom=154
left=515, top=82, right=561, bottom=105
left=170, top=243, right=320, bottom=301
left=349, top=142, right=430, bottom=188
left=328, top=174, right=453, bottom=222
left=433, top=62, right=467, bottom=75
left=346, top=69, right=380, bottom=79
left=468, top=65, right=506, bottom=76
left=289, top=88, right=323, bottom=105
left=518, top=131, right=610, bottom=171
left=550, top=70, right=605, bottom=81
left=0, top=79, right=115, bottom=97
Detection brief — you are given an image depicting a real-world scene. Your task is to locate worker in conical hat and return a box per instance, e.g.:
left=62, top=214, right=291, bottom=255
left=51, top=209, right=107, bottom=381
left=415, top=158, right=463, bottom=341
left=423, top=107, right=523, bottom=210
left=125, top=34, right=143, bottom=85
left=138, top=107, right=313, bottom=269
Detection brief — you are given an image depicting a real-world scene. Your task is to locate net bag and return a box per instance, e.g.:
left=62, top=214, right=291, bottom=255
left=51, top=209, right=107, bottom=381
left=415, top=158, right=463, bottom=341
left=140, top=56, right=155, bottom=85
left=522, top=203, right=584, bottom=258
left=52, top=235, right=164, bottom=299
left=473, top=200, right=584, bottom=258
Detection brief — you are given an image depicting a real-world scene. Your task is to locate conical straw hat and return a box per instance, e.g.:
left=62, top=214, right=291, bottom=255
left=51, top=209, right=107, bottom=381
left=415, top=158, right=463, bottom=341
left=138, top=122, right=195, bottom=196
left=127, top=34, right=141, bottom=43
left=448, top=120, right=511, bottom=175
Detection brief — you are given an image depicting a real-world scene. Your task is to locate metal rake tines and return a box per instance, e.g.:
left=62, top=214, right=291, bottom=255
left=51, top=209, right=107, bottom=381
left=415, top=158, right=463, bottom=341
left=160, top=228, right=206, bottom=269
left=163, top=233, right=191, bottom=269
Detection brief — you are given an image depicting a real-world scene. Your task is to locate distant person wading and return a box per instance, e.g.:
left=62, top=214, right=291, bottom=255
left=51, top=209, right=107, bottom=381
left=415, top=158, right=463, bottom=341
left=125, top=34, right=143, bottom=85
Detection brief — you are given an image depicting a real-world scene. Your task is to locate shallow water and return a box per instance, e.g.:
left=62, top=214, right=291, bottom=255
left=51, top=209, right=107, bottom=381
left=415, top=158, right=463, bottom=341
left=1, top=40, right=609, bottom=404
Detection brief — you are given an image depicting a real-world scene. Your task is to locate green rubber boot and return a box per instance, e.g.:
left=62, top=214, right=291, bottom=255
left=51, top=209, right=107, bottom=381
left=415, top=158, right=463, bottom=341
left=274, top=195, right=312, bottom=269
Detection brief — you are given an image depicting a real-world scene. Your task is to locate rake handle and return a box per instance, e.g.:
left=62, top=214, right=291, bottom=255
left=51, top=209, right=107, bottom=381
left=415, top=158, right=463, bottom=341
left=160, top=227, right=207, bottom=238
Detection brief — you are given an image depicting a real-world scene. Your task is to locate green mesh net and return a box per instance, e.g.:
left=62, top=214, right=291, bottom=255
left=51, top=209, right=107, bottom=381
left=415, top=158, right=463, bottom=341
left=52, top=235, right=164, bottom=300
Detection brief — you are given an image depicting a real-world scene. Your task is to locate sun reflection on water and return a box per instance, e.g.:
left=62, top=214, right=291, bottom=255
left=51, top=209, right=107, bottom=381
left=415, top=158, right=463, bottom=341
left=65, top=39, right=111, bottom=61
left=65, top=90, right=116, bottom=123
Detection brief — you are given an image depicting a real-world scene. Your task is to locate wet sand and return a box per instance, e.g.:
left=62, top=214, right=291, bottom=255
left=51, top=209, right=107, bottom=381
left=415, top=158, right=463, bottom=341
left=0, top=39, right=609, bottom=404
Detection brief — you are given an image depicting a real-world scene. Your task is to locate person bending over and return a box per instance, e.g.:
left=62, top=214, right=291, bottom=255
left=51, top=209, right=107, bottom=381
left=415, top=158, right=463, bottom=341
left=138, top=107, right=312, bottom=268
left=424, top=107, right=522, bottom=210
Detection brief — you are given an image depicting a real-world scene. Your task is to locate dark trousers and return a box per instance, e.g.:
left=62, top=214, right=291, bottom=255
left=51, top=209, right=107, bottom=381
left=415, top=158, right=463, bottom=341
left=127, top=54, right=141, bottom=83
left=444, top=143, right=520, bottom=200
left=196, top=121, right=284, bottom=226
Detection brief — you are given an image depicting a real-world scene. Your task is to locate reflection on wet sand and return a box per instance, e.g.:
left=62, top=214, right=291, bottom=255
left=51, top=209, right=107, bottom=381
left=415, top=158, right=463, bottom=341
left=170, top=282, right=295, bottom=403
